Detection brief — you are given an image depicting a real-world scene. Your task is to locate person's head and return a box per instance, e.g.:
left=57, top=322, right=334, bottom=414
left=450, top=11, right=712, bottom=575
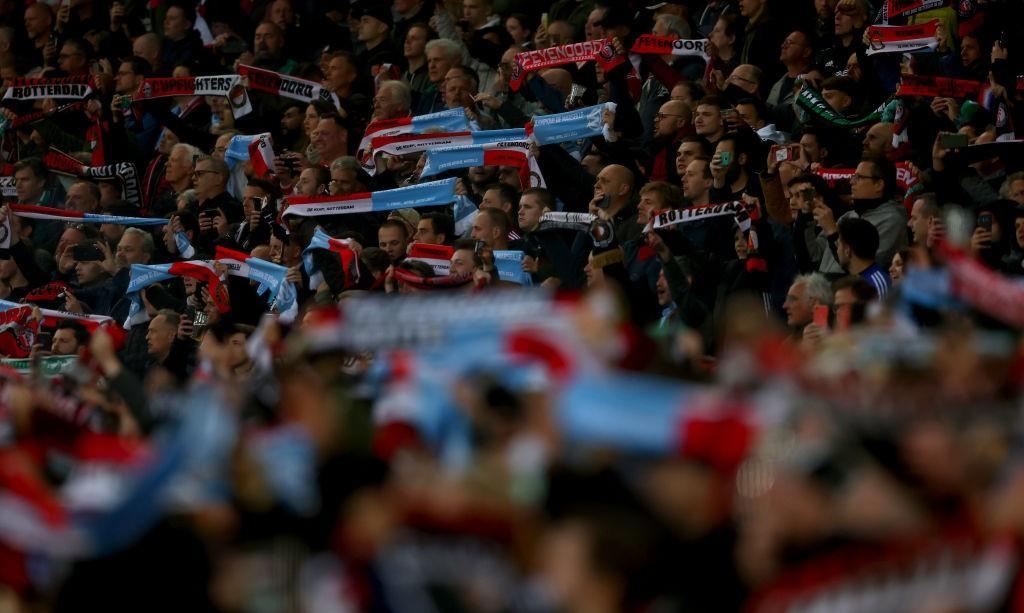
left=24, top=3, right=53, bottom=40
left=505, top=14, right=533, bottom=45
left=889, top=248, right=909, bottom=283
left=851, top=156, right=895, bottom=201
left=13, top=158, right=47, bottom=204
left=780, top=30, right=812, bottom=67
left=836, top=216, right=879, bottom=270
left=735, top=98, right=766, bottom=130
left=268, top=0, right=294, bottom=28
left=52, top=321, right=89, bottom=356
left=462, top=0, right=492, bottom=28
left=908, top=193, right=940, bottom=246
left=715, top=135, right=748, bottom=177
left=65, top=181, right=102, bottom=213
left=166, top=142, right=199, bottom=187
left=845, top=52, right=862, bottom=82
left=594, top=164, right=635, bottom=206
left=675, top=136, right=710, bottom=177
left=117, top=227, right=155, bottom=267
left=378, top=219, right=410, bottom=262
left=960, top=34, right=980, bottom=66
left=224, top=324, right=254, bottom=370
left=786, top=173, right=829, bottom=216
left=739, top=0, right=766, bottom=19
left=58, top=38, right=91, bottom=75
left=296, top=166, right=329, bottom=197
left=694, top=96, right=726, bottom=140
left=670, top=81, right=704, bottom=107
left=75, top=256, right=109, bottom=287
left=312, top=114, right=349, bottom=163
left=726, top=64, right=761, bottom=96
left=373, top=80, right=412, bottom=120
left=999, top=172, right=1024, bottom=205
left=357, top=7, right=392, bottom=45
left=653, top=100, right=691, bottom=140
left=1014, top=208, right=1024, bottom=249
left=708, top=15, right=738, bottom=53
left=192, top=156, right=229, bottom=200
left=681, top=158, right=712, bottom=202
left=834, top=0, right=868, bottom=37
left=405, top=22, right=432, bottom=60
left=443, top=65, right=478, bottom=108
left=798, top=127, right=830, bottom=164
left=637, top=182, right=681, bottom=225
left=547, top=20, right=575, bottom=45
left=329, top=156, right=364, bottom=195
left=132, top=33, right=161, bottom=69
left=280, top=103, right=305, bottom=134
left=585, top=7, right=607, bottom=41
left=481, top=182, right=518, bottom=216
left=425, top=39, right=461, bottom=84
left=324, top=51, right=358, bottom=93
left=415, top=212, right=454, bottom=245
left=862, top=122, right=894, bottom=157
left=147, top=309, right=180, bottom=359
left=832, top=275, right=876, bottom=325
left=254, top=21, right=286, bottom=62
left=471, top=207, right=510, bottom=248
left=115, top=56, right=150, bottom=95
left=783, top=273, right=832, bottom=328
left=163, top=3, right=195, bottom=42
left=518, top=188, right=553, bottom=233
left=820, top=76, right=856, bottom=113
left=56, top=225, right=88, bottom=258
left=450, top=238, right=483, bottom=276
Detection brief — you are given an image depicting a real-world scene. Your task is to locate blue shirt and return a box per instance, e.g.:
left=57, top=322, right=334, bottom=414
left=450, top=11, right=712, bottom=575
left=860, top=263, right=892, bottom=299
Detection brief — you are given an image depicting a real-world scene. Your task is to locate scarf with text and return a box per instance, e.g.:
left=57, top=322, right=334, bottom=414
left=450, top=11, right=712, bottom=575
left=133, top=75, right=252, bottom=118
left=124, top=261, right=230, bottom=328
left=2, top=76, right=94, bottom=101
left=406, top=243, right=454, bottom=276
left=283, top=178, right=457, bottom=218
left=526, top=102, right=616, bottom=145
left=237, top=64, right=340, bottom=108
left=420, top=140, right=545, bottom=188
left=796, top=88, right=883, bottom=129
left=42, top=149, right=142, bottom=209
left=301, top=227, right=359, bottom=291
left=865, top=21, right=940, bottom=56
left=213, top=246, right=296, bottom=321
left=357, top=108, right=470, bottom=173
left=509, top=39, right=624, bottom=92
left=630, top=35, right=710, bottom=61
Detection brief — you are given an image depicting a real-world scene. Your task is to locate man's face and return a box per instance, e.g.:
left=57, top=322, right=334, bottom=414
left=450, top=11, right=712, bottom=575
left=116, top=232, right=149, bottom=267
left=834, top=9, right=858, bottom=36
left=325, top=57, right=355, bottom=91
left=165, top=147, right=194, bottom=184
left=192, top=160, right=223, bottom=200
left=653, top=269, right=672, bottom=306
left=637, top=190, right=664, bottom=225
left=58, top=43, right=87, bottom=74
left=66, top=183, right=98, bottom=213
left=727, top=66, right=759, bottom=95
left=594, top=167, right=625, bottom=201
left=862, top=123, right=892, bottom=157
left=378, top=226, right=408, bottom=262
left=24, top=6, right=51, bottom=39
left=296, top=168, right=322, bottom=196
left=405, top=26, right=428, bottom=59
left=146, top=315, right=176, bottom=358
left=225, top=332, right=249, bottom=369
left=373, top=86, right=405, bottom=120
left=654, top=101, right=687, bottom=139
left=281, top=106, right=304, bottom=132
left=14, top=167, right=44, bottom=203
left=444, top=72, right=471, bottom=109
left=780, top=31, right=808, bottom=64
left=548, top=21, right=573, bottom=45
left=463, top=0, right=489, bottom=26
left=850, top=161, right=882, bottom=200
left=821, top=88, right=851, bottom=113
left=908, top=199, right=932, bottom=245
left=357, top=15, right=388, bottom=43
left=468, top=165, right=496, bottom=186
left=961, top=36, right=980, bottom=66
left=739, top=0, right=763, bottom=18
left=254, top=23, right=284, bottom=60
left=75, top=260, right=106, bottom=286
left=115, top=61, right=142, bottom=95
left=1016, top=217, right=1024, bottom=248
left=330, top=167, right=360, bottom=195
left=1007, top=179, right=1024, bottom=205
left=518, top=194, right=546, bottom=232
left=450, top=248, right=477, bottom=276
left=837, top=236, right=852, bottom=268
left=675, top=142, right=702, bottom=176
left=163, top=7, right=190, bottom=41
left=787, top=181, right=813, bottom=214
left=269, top=0, right=293, bottom=27
left=585, top=8, right=606, bottom=41
left=799, top=134, right=822, bottom=163
left=736, top=103, right=760, bottom=129
left=210, top=133, right=231, bottom=159
left=427, top=47, right=454, bottom=83
left=312, top=118, right=346, bottom=161
left=51, top=328, right=80, bottom=356
left=782, top=281, right=814, bottom=327
left=481, top=188, right=510, bottom=213
left=694, top=104, right=722, bottom=138
left=833, top=287, right=858, bottom=322
left=56, top=228, right=86, bottom=258
left=415, top=219, right=442, bottom=244
left=471, top=215, right=497, bottom=246
left=682, top=160, right=710, bottom=201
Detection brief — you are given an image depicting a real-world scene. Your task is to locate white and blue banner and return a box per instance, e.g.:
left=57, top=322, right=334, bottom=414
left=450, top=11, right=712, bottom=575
left=283, top=178, right=458, bottom=218
left=529, top=102, right=616, bottom=146
left=493, top=250, right=533, bottom=286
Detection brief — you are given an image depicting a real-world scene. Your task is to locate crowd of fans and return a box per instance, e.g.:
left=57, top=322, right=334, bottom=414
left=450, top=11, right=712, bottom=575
left=1, top=0, right=1024, bottom=610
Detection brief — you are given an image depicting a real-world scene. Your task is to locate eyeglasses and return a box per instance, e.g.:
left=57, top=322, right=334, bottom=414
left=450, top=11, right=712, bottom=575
left=192, top=169, right=220, bottom=178
left=655, top=112, right=686, bottom=120
left=729, top=74, right=757, bottom=85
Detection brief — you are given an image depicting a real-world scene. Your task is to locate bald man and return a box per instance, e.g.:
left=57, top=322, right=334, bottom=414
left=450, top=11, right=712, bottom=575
left=24, top=3, right=54, bottom=68
left=133, top=33, right=162, bottom=74
left=541, top=68, right=573, bottom=101
left=726, top=64, right=762, bottom=98
left=589, top=164, right=642, bottom=242
left=648, top=100, right=692, bottom=182
left=862, top=122, right=894, bottom=158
